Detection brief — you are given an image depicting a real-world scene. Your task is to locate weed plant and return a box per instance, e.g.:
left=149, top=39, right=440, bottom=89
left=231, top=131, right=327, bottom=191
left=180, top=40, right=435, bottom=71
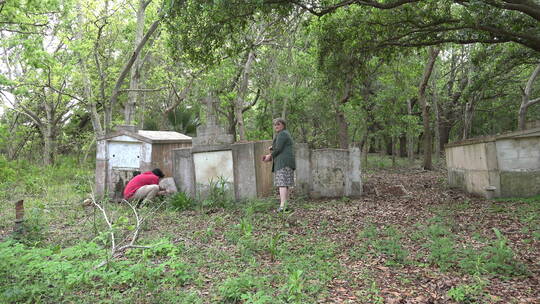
left=353, top=224, right=409, bottom=266
left=218, top=272, right=269, bottom=303
left=168, top=191, right=196, bottom=211
left=0, top=239, right=197, bottom=303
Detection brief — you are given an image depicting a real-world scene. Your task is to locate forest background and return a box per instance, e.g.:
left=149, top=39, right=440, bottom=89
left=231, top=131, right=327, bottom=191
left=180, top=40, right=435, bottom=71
left=1, top=0, right=539, bottom=170
left=1, top=1, right=540, bottom=303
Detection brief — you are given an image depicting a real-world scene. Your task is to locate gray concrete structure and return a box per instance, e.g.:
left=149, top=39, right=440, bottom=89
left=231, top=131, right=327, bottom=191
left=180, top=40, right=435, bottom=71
left=192, top=96, right=234, bottom=146
left=94, top=125, right=191, bottom=201
left=172, top=142, right=362, bottom=200
left=172, top=141, right=273, bottom=201
left=445, top=127, right=540, bottom=198
left=308, top=147, right=362, bottom=198
left=169, top=96, right=362, bottom=200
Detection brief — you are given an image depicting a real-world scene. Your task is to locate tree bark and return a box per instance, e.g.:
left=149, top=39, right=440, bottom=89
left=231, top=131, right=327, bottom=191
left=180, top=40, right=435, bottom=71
left=399, top=135, right=407, bottom=157
left=418, top=47, right=440, bottom=170
left=124, top=0, right=152, bottom=125
left=406, top=98, right=415, bottom=164
left=518, top=62, right=540, bottom=130
left=335, top=105, right=349, bottom=149
left=336, top=71, right=355, bottom=149
left=235, top=50, right=255, bottom=141
left=432, top=70, right=440, bottom=162
left=109, top=18, right=160, bottom=132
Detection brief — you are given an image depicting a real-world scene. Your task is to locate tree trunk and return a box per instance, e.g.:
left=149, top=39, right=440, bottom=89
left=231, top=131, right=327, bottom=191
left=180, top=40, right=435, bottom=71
left=362, top=134, right=370, bottom=169
left=518, top=62, right=540, bottom=130
left=399, top=135, right=407, bottom=157
left=406, top=98, right=415, bottom=164
left=391, top=136, right=397, bottom=167
left=336, top=104, right=349, bottom=149
left=124, top=0, right=150, bottom=125
left=235, top=50, right=255, bottom=141
left=462, top=100, right=475, bottom=139
left=438, top=121, right=451, bottom=152
left=418, top=47, right=439, bottom=170
left=109, top=18, right=160, bottom=132
left=432, top=73, right=441, bottom=163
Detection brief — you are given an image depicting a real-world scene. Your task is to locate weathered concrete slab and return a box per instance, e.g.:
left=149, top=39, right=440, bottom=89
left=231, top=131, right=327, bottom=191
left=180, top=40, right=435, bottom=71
left=347, top=147, right=362, bottom=197
left=311, top=149, right=349, bottom=198
left=193, top=150, right=234, bottom=186
left=295, top=143, right=311, bottom=197
left=500, top=171, right=540, bottom=197
left=172, top=148, right=196, bottom=197
left=446, top=127, right=540, bottom=198
left=232, top=142, right=257, bottom=200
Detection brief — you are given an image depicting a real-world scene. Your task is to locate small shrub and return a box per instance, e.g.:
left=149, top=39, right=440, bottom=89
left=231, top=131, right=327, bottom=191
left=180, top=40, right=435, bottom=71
left=219, top=274, right=258, bottom=303
left=201, top=177, right=234, bottom=209
left=459, top=228, right=528, bottom=277
left=447, top=278, right=486, bottom=303
left=266, top=233, right=284, bottom=261
left=284, top=269, right=305, bottom=303
left=169, top=192, right=195, bottom=211
left=427, top=236, right=456, bottom=272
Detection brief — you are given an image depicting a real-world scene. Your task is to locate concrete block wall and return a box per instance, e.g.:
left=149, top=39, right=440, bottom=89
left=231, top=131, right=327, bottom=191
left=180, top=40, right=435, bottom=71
left=445, top=128, right=540, bottom=198
left=173, top=140, right=273, bottom=201
left=232, top=141, right=273, bottom=200
left=172, top=148, right=196, bottom=198
left=309, top=148, right=362, bottom=198
left=445, top=142, right=499, bottom=197
left=172, top=142, right=362, bottom=201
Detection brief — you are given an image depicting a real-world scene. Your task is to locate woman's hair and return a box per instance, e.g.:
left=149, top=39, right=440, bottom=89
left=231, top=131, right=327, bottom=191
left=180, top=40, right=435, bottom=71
left=273, top=117, right=286, bottom=128
left=152, top=168, right=165, bottom=178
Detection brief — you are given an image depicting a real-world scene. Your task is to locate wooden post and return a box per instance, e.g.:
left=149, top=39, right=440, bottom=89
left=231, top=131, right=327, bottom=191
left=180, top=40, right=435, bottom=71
left=14, top=200, right=24, bottom=233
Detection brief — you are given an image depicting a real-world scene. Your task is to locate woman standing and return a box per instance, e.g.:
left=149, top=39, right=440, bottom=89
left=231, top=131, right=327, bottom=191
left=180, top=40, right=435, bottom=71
left=262, top=118, right=296, bottom=212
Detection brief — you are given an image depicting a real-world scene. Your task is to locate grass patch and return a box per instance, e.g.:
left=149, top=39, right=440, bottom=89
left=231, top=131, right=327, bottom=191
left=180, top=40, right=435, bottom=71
left=351, top=224, right=409, bottom=266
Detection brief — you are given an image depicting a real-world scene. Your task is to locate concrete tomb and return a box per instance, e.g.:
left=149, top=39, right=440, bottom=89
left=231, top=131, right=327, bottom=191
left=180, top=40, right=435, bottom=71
left=93, top=97, right=363, bottom=201
left=171, top=96, right=362, bottom=200
left=94, top=125, right=192, bottom=201
left=445, top=127, right=540, bottom=198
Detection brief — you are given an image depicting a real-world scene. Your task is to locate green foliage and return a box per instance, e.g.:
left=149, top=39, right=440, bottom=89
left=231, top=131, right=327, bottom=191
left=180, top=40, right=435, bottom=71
left=447, top=278, right=487, bottom=304
left=0, top=239, right=195, bottom=303
left=354, top=224, right=409, bottom=266
left=284, top=269, right=305, bottom=303
left=200, top=177, right=234, bottom=209
left=459, top=228, right=528, bottom=277
left=218, top=272, right=263, bottom=303
left=418, top=218, right=528, bottom=277
left=0, top=155, right=17, bottom=185
left=265, top=232, right=284, bottom=261
left=169, top=191, right=196, bottom=211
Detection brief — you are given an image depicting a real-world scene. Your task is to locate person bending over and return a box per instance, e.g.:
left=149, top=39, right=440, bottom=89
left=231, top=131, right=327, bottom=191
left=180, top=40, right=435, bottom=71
left=123, top=168, right=166, bottom=204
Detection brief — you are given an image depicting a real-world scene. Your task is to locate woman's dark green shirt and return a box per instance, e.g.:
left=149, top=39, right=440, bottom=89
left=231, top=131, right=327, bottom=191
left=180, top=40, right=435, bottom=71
left=271, top=129, right=296, bottom=172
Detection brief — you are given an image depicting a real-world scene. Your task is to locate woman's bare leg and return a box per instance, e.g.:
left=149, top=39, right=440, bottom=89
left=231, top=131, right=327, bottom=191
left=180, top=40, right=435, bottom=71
left=279, top=187, right=288, bottom=209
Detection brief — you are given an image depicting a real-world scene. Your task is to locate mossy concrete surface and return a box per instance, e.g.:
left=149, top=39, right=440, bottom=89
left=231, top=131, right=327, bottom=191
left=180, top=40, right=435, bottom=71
left=500, top=171, right=540, bottom=198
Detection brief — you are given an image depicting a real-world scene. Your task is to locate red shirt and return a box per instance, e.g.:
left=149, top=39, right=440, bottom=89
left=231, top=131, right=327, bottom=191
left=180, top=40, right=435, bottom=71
left=123, top=171, right=160, bottom=199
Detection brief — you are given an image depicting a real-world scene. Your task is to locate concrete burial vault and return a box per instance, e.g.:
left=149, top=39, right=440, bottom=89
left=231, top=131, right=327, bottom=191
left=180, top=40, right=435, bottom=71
left=94, top=125, right=192, bottom=201
left=95, top=103, right=363, bottom=201
left=445, top=127, right=540, bottom=199
left=172, top=142, right=363, bottom=201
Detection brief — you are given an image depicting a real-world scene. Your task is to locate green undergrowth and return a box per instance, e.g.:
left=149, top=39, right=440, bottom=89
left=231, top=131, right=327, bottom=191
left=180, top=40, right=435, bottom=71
left=0, top=239, right=196, bottom=304
left=1, top=157, right=537, bottom=303
left=494, top=195, right=540, bottom=241
left=351, top=215, right=528, bottom=279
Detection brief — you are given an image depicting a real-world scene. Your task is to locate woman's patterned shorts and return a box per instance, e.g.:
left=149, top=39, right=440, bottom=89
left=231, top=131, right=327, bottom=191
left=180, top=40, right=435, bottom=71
left=274, top=167, right=295, bottom=187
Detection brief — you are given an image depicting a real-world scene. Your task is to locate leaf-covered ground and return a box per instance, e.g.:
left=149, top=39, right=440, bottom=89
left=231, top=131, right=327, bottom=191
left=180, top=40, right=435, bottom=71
left=2, top=167, right=539, bottom=303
